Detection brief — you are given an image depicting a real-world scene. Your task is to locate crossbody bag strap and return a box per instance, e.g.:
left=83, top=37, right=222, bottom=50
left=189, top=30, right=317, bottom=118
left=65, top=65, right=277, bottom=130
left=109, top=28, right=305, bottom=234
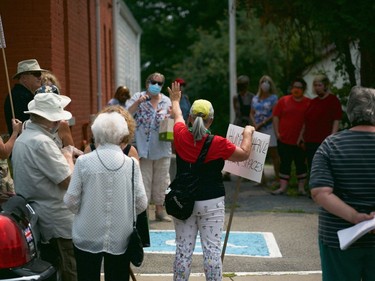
left=195, top=135, right=214, bottom=165
left=131, top=158, right=136, bottom=228
left=189, top=134, right=214, bottom=175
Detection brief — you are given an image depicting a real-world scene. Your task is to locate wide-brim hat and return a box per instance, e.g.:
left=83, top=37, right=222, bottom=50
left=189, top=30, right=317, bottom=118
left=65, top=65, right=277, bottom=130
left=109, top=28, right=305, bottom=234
left=13, top=59, right=47, bottom=79
left=25, top=93, right=72, bottom=121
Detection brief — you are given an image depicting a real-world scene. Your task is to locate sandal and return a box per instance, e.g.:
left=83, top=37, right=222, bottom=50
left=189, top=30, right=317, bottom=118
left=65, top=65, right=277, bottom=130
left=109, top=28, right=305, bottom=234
left=271, top=188, right=286, bottom=195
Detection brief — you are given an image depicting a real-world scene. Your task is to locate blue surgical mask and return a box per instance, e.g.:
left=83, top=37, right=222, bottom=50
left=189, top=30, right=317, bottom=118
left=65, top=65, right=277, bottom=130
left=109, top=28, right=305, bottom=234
left=148, top=84, right=161, bottom=95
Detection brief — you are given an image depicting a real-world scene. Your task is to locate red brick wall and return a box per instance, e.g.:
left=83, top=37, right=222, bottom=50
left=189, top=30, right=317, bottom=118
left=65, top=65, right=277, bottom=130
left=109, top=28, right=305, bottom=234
left=0, top=0, right=114, bottom=147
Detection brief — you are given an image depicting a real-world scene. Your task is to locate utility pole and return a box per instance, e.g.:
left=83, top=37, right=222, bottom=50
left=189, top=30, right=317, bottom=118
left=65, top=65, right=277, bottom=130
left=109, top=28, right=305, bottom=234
left=229, top=0, right=236, bottom=123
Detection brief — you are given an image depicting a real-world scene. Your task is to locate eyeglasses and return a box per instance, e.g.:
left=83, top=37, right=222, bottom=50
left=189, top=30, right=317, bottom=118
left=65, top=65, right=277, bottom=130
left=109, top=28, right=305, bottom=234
left=26, top=71, right=42, bottom=78
left=149, top=80, right=163, bottom=86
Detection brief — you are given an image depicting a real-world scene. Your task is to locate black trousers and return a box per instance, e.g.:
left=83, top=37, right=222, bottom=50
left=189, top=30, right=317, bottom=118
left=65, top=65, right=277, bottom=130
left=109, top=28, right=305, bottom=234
left=277, top=140, right=307, bottom=178
left=73, top=245, right=130, bottom=281
left=305, top=142, right=321, bottom=172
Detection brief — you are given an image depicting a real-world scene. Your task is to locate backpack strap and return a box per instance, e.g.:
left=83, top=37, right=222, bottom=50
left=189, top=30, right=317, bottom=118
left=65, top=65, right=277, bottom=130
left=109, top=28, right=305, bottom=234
left=195, top=135, right=214, bottom=165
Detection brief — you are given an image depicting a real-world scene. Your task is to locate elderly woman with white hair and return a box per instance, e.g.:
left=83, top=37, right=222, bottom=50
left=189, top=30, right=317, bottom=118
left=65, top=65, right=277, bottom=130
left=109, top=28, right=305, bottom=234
left=64, top=111, right=148, bottom=281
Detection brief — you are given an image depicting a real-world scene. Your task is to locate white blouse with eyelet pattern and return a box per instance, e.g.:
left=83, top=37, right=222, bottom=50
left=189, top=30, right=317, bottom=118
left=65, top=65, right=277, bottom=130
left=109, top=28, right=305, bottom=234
left=64, top=143, right=148, bottom=255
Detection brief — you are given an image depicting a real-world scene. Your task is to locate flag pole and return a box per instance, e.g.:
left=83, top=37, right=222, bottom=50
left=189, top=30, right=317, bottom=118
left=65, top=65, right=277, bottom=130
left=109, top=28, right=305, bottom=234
left=0, top=15, right=15, bottom=119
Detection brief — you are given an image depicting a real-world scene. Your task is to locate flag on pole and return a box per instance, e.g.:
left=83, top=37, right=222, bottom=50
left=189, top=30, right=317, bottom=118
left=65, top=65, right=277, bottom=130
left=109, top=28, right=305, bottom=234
left=0, top=15, right=6, bottom=48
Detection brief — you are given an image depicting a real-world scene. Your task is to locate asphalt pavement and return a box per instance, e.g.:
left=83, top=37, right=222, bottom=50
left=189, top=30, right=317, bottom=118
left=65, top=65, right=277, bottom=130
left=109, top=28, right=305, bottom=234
left=106, top=165, right=323, bottom=281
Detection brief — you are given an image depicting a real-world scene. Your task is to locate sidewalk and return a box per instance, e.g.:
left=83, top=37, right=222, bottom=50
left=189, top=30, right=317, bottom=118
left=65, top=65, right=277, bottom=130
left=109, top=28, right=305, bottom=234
left=128, top=272, right=322, bottom=281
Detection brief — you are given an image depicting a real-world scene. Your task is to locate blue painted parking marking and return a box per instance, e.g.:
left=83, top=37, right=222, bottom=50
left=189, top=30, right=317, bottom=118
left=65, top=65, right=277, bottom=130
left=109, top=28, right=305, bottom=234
left=145, top=230, right=282, bottom=258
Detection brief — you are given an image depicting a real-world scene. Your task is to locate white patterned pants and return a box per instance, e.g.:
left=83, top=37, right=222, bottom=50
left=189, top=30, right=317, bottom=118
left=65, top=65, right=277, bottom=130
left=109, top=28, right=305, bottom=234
left=173, top=196, right=225, bottom=281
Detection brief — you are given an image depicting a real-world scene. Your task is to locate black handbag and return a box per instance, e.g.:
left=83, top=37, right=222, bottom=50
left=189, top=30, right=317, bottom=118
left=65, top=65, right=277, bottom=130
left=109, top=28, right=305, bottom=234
left=125, top=159, right=144, bottom=267
left=123, top=144, right=150, bottom=248
left=164, top=135, right=213, bottom=220
left=136, top=210, right=150, bottom=248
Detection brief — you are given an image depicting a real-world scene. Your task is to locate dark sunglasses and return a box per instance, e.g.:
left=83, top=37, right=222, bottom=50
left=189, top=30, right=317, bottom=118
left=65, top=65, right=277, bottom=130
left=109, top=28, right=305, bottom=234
left=26, top=71, right=42, bottom=78
left=149, top=80, right=163, bottom=86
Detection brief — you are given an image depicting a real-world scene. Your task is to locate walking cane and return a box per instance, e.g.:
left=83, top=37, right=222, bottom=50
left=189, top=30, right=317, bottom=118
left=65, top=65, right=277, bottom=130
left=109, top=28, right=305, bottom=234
left=221, top=176, right=242, bottom=262
left=0, top=15, right=15, bottom=120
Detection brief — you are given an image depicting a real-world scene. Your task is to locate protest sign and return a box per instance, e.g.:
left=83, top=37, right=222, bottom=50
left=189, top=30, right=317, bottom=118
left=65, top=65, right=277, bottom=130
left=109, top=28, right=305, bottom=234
left=223, top=124, right=270, bottom=183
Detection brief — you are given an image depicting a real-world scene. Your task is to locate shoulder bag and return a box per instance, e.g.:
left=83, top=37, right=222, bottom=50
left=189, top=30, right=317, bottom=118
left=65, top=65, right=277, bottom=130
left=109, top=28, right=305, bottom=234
left=125, top=159, right=144, bottom=267
left=164, top=135, right=213, bottom=220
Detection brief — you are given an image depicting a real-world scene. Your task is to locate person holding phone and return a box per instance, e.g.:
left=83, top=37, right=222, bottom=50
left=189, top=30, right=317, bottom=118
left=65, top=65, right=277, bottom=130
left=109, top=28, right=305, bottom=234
left=127, top=72, right=172, bottom=222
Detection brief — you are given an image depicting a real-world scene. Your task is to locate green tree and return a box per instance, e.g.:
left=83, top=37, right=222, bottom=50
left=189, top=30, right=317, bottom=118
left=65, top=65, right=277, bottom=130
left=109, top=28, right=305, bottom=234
left=172, top=10, right=288, bottom=135
left=242, top=0, right=375, bottom=87
left=126, top=0, right=228, bottom=86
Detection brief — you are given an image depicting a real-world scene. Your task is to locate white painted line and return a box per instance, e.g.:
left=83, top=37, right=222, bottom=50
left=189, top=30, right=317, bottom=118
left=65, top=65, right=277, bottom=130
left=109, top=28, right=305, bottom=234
left=119, top=271, right=322, bottom=277
left=263, top=232, right=283, bottom=258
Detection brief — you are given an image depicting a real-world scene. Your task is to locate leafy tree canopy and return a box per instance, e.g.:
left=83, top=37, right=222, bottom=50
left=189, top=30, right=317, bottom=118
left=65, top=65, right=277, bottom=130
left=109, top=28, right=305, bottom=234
left=241, top=0, right=375, bottom=87
left=126, top=0, right=375, bottom=135
left=126, top=0, right=228, bottom=85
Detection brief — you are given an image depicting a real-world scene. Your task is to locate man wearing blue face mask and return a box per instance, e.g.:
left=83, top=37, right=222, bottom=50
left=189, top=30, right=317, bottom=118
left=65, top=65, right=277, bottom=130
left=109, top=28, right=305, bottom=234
left=127, top=72, right=172, bottom=222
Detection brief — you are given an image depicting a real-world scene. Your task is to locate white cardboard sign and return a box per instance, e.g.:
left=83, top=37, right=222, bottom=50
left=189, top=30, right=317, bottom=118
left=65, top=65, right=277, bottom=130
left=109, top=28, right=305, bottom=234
left=223, top=124, right=270, bottom=183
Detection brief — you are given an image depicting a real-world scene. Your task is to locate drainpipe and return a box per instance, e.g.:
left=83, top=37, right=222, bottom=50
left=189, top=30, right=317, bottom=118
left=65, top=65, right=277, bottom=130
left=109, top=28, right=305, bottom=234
left=96, top=0, right=102, bottom=111
left=112, top=0, right=118, bottom=87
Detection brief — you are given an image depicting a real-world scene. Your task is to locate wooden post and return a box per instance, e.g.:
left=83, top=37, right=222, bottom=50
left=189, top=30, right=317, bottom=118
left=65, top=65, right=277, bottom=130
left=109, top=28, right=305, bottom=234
left=0, top=15, right=15, bottom=119
left=221, top=176, right=242, bottom=262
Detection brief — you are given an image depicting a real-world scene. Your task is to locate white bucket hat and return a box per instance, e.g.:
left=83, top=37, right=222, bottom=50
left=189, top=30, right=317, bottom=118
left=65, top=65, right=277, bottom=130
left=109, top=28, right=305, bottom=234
left=25, top=93, right=72, bottom=121
left=13, top=59, right=47, bottom=79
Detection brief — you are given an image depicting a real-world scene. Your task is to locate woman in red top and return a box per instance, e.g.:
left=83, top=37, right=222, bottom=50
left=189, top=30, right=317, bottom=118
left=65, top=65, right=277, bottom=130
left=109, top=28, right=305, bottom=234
left=168, top=82, right=254, bottom=281
left=272, top=78, right=310, bottom=195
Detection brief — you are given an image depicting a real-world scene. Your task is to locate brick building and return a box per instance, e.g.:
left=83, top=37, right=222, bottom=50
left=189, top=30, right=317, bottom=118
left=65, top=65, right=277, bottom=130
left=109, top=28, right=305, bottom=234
left=0, top=0, right=141, bottom=148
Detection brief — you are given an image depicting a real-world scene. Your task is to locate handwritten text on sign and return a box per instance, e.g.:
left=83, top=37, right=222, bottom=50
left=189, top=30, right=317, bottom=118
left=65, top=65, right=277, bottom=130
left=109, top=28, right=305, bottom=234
left=223, top=124, right=270, bottom=183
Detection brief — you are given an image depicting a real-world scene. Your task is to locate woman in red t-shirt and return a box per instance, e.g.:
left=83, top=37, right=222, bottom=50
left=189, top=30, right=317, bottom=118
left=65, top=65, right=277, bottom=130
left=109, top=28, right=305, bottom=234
left=272, top=78, right=310, bottom=195
left=168, top=82, right=255, bottom=281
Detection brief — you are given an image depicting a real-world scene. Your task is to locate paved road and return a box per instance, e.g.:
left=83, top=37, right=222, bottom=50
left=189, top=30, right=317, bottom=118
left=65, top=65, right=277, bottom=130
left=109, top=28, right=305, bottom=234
left=125, top=165, right=322, bottom=280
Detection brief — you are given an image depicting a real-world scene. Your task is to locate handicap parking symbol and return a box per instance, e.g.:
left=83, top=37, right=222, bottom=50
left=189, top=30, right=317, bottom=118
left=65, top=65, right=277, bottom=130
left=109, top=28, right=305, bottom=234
left=145, top=230, right=282, bottom=257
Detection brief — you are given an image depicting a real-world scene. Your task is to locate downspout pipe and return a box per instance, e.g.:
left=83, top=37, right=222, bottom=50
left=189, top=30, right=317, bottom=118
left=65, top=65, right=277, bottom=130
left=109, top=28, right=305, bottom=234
left=112, top=0, right=118, bottom=87
left=96, top=0, right=102, bottom=111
